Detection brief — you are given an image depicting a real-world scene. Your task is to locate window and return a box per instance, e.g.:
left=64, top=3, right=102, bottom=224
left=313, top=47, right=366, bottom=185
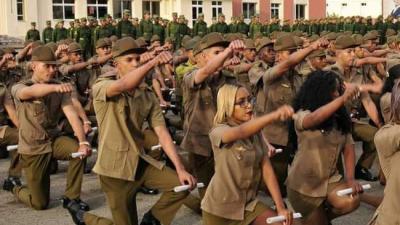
left=192, top=1, right=203, bottom=26
left=271, top=3, right=280, bottom=19
left=212, top=1, right=223, bottom=19
left=295, top=4, right=305, bottom=19
left=53, top=0, right=75, bottom=20
left=361, top=3, right=367, bottom=6
left=143, top=0, right=160, bottom=16
left=87, top=0, right=108, bottom=20
left=16, top=0, right=24, bottom=21
left=242, top=2, right=256, bottom=20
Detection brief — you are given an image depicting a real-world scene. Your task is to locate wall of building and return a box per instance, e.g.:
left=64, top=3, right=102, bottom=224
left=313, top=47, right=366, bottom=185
left=326, top=0, right=382, bottom=17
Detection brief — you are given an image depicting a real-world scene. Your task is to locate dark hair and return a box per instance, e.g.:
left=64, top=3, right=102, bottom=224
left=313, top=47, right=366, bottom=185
left=382, top=64, right=400, bottom=95
left=292, top=70, right=351, bottom=134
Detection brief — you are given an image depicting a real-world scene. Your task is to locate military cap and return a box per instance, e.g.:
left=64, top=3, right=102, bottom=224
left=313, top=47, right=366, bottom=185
left=335, top=35, right=358, bottom=49
left=386, top=29, right=397, bottom=37
left=255, top=37, right=273, bottom=52
left=31, top=41, right=44, bottom=50
left=80, top=17, right=87, bottom=22
left=183, top=37, right=200, bottom=50
left=269, top=31, right=281, bottom=40
left=164, top=37, right=174, bottom=44
left=31, top=22, right=36, bottom=26
left=172, top=12, right=178, bottom=16
left=123, top=9, right=131, bottom=15
left=193, top=32, right=230, bottom=55
left=352, top=34, right=364, bottom=46
left=109, top=35, right=118, bottom=43
left=307, top=49, right=326, bottom=59
left=68, top=42, right=82, bottom=53
left=323, top=32, right=338, bottom=41
left=113, top=37, right=146, bottom=58
left=31, top=46, right=59, bottom=64
left=225, top=33, right=242, bottom=42
left=144, top=10, right=150, bottom=15
left=151, top=35, right=161, bottom=42
left=320, top=31, right=329, bottom=37
left=293, top=36, right=304, bottom=47
left=292, top=30, right=303, bottom=37
left=46, top=20, right=51, bottom=25
left=308, top=34, right=319, bottom=43
left=179, top=15, right=185, bottom=19
left=363, top=32, right=379, bottom=41
left=244, top=39, right=256, bottom=50
left=274, top=35, right=298, bottom=51
left=198, top=13, right=204, bottom=17
left=219, top=14, right=225, bottom=18
left=182, top=35, right=192, bottom=46
left=96, top=38, right=111, bottom=49
left=387, top=35, right=398, bottom=45
left=135, top=37, right=148, bottom=48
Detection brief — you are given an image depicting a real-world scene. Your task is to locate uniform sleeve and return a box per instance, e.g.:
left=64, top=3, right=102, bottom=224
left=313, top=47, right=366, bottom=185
left=248, top=62, right=264, bottom=85
left=209, top=124, right=230, bottom=149
left=294, top=110, right=311, bottom=132
left=11, top=83, right=26, bottom=102
left=183, top=69, right=200, bottom=90
left=148, top=93, right=166, bottom=128
left=92, top=80, right=114, bottom=102
left=263, top=66, right=281, bottom=84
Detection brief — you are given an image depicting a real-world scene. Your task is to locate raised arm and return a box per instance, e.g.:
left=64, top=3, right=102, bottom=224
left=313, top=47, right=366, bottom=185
left=15, top=83, right=74, bottom=101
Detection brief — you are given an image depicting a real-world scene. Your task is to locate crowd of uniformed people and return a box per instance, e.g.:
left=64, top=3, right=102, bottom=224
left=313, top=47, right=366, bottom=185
left=0, top=10, right=399, bottom=225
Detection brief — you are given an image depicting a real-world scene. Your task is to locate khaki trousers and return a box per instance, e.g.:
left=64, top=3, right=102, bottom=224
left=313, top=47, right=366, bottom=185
left=0, top=127, right=21, bottom=177
left=353, top=123, right=378, bottom=169
left=84, top=162, right=191, bottom=225
left=13, top=136, right=84, bottom=210
left=188, top=152, right=215, bottom=198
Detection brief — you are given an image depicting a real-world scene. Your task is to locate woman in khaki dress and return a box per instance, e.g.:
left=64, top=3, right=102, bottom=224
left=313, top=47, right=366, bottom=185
left=286, top=70, right=363, bottom=225
left=202, top=83, right=294, bottom=225
left=380, top=64, right=400, bottom=124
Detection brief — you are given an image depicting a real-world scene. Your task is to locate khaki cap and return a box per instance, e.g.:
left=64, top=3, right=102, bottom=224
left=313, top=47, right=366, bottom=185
left=308, top=34, right=319, bottom=43
left=293, top=36, right=304, bottom=47
left=45, top=42, right=57, bottom=53
left=244, top=39, right=256, bottom=49
left=113, top=37, right=146, bottom=58
left=164, top=37, right=174, bottom=44
left=256, top=37, right=273, bottom=52
left=225, top=33, right=242, bottom=42
left=123, top=10, right=131, bottom=15
left=31, top=41, right=44, bottom=50
left=307, top=49, right=326, bottom=59
left=274, top=35, right=298, bottom=51
left=352, top=34, right=364, bottom=46
left=151, top=35, right=161, bottom=42
left=31, top=22, right=36, bottom=26
left=323, top=32, right=338, bottom=41
left=183, top=37, right=201, bottom=50
left=31, top=46, right=59, bottom=64
left=387, top=35, right=398, bottom=45
left=364, top=32, right=379, bottom=41
left=110, top=35, right=118, bottom=42
left=386, top=28, right=397, bottom=37
left=335, top=35, right=358, bottom=49
left=193, top=32, right=230, bottom=55
left=80, top=17, right=87, bottom=22
left=68, top=42, right=82, bottom=53
left=96, top=38, right=111, bottom=49
left=46, top=20, right=51, bottom=25
left=172, top=12, right=178, bottom=16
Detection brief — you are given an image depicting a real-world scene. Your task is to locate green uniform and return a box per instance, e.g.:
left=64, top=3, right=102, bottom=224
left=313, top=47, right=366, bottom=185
left=344, top=23, right=354, bottom=32
left=117, top=19, right=135, bottom=38
left=326, top=23, right=337, bottom=32
left=249, top=22, right=262, bottom=38
left=268, top=23, right=280, bottom=33
left=359, top=23, right=368, bottom=35
left=25, top=29, right=40, bottom=41
left=42, top=28, right=54, bottom=44
left=310, top=23, right=319, bottom=35
left=52, top=27, right=68, bottom=42
left=229, top=23, right=238, bottom=33
left=76, top=25, right=92, bottom=59
left=139, top=19, right=154, bottom=41
left=94, top=25, right=113, bottom=43
left=167, top=21, right=180, bottom=44
left=193, top=21, right=208, bottom=37
left=153, top=23, right=165, bottom=42
left=175, top=23, right=190, bottom=48
left=215, top=22, right=229, bottom=34
left=237, top=21, right=249, bottom=35
left=281, top=24, right=291, bottom=32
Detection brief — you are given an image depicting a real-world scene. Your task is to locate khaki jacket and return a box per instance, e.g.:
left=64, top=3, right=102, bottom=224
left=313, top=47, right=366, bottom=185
left=287, top=110, right=354, bottom=197
left=201, top=123, right=267, bottom=220
left=12, top=79, right=70, bottom=155
left=92, top=71, right=165, bottom=181
left=380, top=92, right=391, bottom=124
left=0, top=83, right=13, bottom=138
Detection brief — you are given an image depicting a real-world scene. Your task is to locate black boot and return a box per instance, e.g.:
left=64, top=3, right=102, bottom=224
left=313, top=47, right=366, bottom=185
left=64, top=199, right=86, bottom=225
left=62, top=197, right=90, bottom=211
left=49, top=159, right=59, bottom=175
left=355, top=164, right=378, bottom=181
left=140, top=211, right=161, bottom=225
left=138, top=186, right=159, bottom=195
left=3, top=176, right=22, bottom=192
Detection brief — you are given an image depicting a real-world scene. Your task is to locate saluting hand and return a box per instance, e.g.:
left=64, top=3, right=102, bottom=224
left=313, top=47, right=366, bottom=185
left=228, top=40, right=245, bottom=52
left=55, top=83, right=74, bottom=93
left=311, top=38, right=329, bottom=50
left=176, top=168, right=197, bottom=191
left=155, top=51, right=173, bottom=65
left=140, top=52, right=155, bottom=64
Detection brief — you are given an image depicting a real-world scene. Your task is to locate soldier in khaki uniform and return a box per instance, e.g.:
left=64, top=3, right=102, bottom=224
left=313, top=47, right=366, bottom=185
left=324, top=35, right=382, bottom=182
left=202, top=83, right=294, bottom=225
left=232, top=39, right=256, bottom=92
left=372, top=83, right=400, bottom=225
left=287, top=71, right=362, bottom=224
left=256, top=36, right=329, bottom=196
left=181, top=33, right=244, bottom=198
left=296, top=49, right=328, bottom=79
left=6, top=46, right=91, bottom=223
left=82, top=37, right=196, bottom=225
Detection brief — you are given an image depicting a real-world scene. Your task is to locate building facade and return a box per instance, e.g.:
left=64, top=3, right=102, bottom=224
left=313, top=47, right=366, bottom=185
left=1, top=0, right=327, bottom=39
left=326, top=0, right=383, bottom=18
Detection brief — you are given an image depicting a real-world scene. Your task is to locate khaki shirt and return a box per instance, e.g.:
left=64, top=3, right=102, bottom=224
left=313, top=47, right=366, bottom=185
left=12, top=79, right=71, bottom=155
left=248, top=60, right=270, bottom=116
left=92, top=71, right=165, bottom=181
left=180, top=69, right=236, bottom=156
left=233, top=59, right=253, bottom=92
left=380, top=92, right=391, bottom=124
left=201, top=123, right=267, bottom=220
left=296, top=60, right=315, bottom=80
left=287, top=110, right=354, bottom=197
left=260, top=67, right=303, bottom=146
left=373, top=124, right=400, bottom=225
left=0, top=83, right=13, bottom=138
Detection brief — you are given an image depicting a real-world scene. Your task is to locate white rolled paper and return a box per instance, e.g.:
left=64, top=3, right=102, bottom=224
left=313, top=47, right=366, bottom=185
left=336, top=184, right=371, bottom=196
left=174, top=183, right=205, bottom=192
left=275, top=148, right=283, bottom=154
left=6, top=145, right=18, bottom=151
left=267, top=213, right=302, bottom=224
left=151, top=141, right=176, bottom=151
left=71, top=149, right=97, bottom=158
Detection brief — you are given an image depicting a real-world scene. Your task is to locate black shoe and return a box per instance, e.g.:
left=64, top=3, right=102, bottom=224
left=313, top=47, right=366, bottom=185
left=3, top=177, right=22, bottom=192
left=138, top=186, right=159, bottom=195
left=62, top=197, right=90, bottom=211
left=64, top=199, right=86, bottom=225
left=140, top=211, right=161, bottom=225
left=355, top=165, right=378, bottom=181
left=49, top=159, right=58, bottom=175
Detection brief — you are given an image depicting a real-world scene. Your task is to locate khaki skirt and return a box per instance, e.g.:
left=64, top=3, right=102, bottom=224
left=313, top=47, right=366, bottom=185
left=203, top=202, right=268, bottom=225
left=287, top=181, right=342, bottom=219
